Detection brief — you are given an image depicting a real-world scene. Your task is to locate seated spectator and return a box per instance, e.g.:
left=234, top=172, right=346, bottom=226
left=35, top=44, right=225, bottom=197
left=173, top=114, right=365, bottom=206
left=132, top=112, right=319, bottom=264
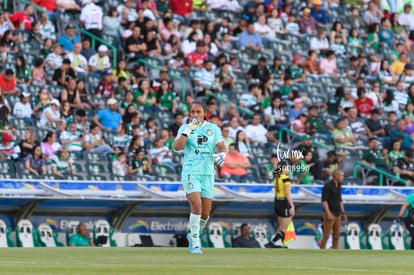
left=354, top=88, right=374, bottom=117
left=285, top=56, right=306, bottom=84
left=45, top=44, right=64, bottom=77
left=390, top=53, right=407, bottom=76
left=349, top=5, right=364, bottom=29
left=14, top=55, right=32, bottom=92
left=304, top=50, right=319, bottom=77
left=377, top=59, right=397, bottom=86
left=143, top=30, right=162, bottom=57
left=310, top=29, right=330, bottom=54
left=53, top=58, right=76, bottom=86
left=363, top=1, right=382, bottom=26
left=244, top=114, right=278, bottom=145
left=19, top=127, right=39, bottom=159
left=384, top=111, right=397, bottom=136
left=95, top=72, right=114, bottom=98
left=41, top=131, right=61, bottom=160
left=291, top=114, right=308, bottom=136
left=288, top=98, right=305, bottom=122
left=365, top=109, right=386, bottom=139
left=247, top=57, right=272, bottom=86
left=56, top=0, right=81, bottom=13
left=89, top=45, right=111, bottom=76
left=68, top=223, right=94, bottom=247
left=168, top=113, right=184, bottom=138
left=239, top=84, right=263, bottom=113
left=379, top=17, right=394, bottom=49
left=254, top=15, right=282, bottom=44
left=124, top=26, right=147, bottom=62
left=131, top=147, right=153, bottom=176
left=112, top=152, right=133, bottom=176
left=52, top=146, right=74, bottom=178
left=394, top=81, right=410, bottom=109
left=12, top=92, right=32, bottom=120
left=186, top=40, right=208, bottom=68
left=319, top=50, right=337, bottom=78
left=8, top=3, right=34, bottom=31
left=148, top=138, right=174, bottom=168
left=264, top=96, right=288, bottom=131
left=103, top=7, right=122, bottom=38
left=332, top=117, right=356, bottom=148
left=381, top=89, right=400, bottom=116
left=232, top=223, right=260, bottom=248
left=81, top=38, right=95, bottom=61
left=66, top=42, right=88, bottom=77
left=0, top=133, right=19, bottom=160
left=60, top=122, right=83, bottom=152
left=181, top=31, right=198, bottom=56
left=362, top=137, right=390, bottom=174
left=221, top=125, right=234, bottom=150
left=294, top=149, right=314, bottom=185
left=31, top=58, right=49, bottom=87
left=193, top=59, right=216, bottom=96
left=82, top=123, right=114, bottom=156
left=135, top=79, right=159, bottom=115
left=265, top=154, right=279, bottom=180
left=347, top=107, right=372, bottom=140
left=112, top=123, right=132, bottom=152
left=389, top=120, right=413, bottom=154
left=58, top=24, right=81, bottom=52
left=24, top=145, right=46, bottom=177
left=0, top=69, right=20, bottom=95
left=216, top=63, right=236, bottom=95
left=311, top=0, right=328, bottom=29
left=299, top=8, right=317, bottom=35
left=238, top=22, right=262, bottom=52
left=235, top=130, right=253, bottom=158
left=228, top=116, right=245, bottom=140
left=92, top=98, right=122, bottom=132
left=39, top=99, right=65, bottom=130
left=306, top=105, right=333, bottom=139
left=285, top=13, right=300, bottom=35
left=158, top=80, right=177, bottom=114
left=322, top=150, right=346, bottom=179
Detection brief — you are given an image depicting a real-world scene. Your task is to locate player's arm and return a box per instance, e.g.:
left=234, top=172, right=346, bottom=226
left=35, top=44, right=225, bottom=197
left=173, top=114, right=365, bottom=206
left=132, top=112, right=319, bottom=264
left=174, top=120, right=201, bottom=151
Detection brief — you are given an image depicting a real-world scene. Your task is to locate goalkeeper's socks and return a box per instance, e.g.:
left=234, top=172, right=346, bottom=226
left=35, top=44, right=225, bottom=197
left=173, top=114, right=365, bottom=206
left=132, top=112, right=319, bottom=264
left=272, top=231, right=285, bottom=243
left=199, top=216, right=209, bottom=233
left=189, top=213, right=201, bottom=249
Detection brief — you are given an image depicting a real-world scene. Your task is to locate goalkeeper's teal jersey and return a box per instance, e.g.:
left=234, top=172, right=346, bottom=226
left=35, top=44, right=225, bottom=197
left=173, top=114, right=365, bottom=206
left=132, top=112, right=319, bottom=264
left=177, top=121, right=224, bottom=176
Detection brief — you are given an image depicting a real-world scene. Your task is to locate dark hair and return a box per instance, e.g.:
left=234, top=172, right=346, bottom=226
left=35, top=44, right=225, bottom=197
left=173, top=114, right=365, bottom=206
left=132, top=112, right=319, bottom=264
left=273, top=160, right=289, bottom=193
left=42, top=131, right=55, bottom=142
left=383, top=89, right=394, bottom=105
left=334, top=86, right=345, bottom=97
left=191, top=99, right=208, bottom=112
left=107, top=6, right=117, bottom=17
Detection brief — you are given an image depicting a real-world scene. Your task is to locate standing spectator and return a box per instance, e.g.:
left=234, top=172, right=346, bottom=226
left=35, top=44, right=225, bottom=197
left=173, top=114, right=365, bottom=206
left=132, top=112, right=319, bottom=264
left=169, top=0, right=193, bottom=22
left=238, top=22, right=262, bottom=52
left=92, top=98, right=122, bottom=132
left=232, top=223, right=260, bottom=248
left=58, top=25, right=81, bottom=53
left=320, top=169, right=347, bottom=249
left=272, top=160, right=295, bottom=247
left=0, top=69, right=20, bottom=95
left=220, top=143, right=252, bottom=181
left=398, top=192, right=414, bottom=249
left=80, top=0, right=103, bottom=40
left=8, top=4, right=34, bottom=31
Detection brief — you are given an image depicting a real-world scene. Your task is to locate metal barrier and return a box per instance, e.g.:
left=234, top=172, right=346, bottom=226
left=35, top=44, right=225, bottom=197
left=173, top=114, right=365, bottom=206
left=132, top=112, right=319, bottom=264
left=353, top=161, right=409, bottom=187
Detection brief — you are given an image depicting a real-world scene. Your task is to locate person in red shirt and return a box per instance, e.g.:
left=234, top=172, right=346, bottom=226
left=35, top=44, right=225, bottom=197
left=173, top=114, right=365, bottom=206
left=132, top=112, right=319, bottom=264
left=8, top=4, right=34, bottom=31
left=0, top=69, right=19, bottom=95
left=220, top=143, right=252, bottom=182
left=186, top=41, right=208, bottom=68
left=354, top=88, right=374, bottom=116
left=168, top=0, right=192, bottom=19
left=32, top=0, right=57, bottom=21
left=95, top=72, right=114, bottom=98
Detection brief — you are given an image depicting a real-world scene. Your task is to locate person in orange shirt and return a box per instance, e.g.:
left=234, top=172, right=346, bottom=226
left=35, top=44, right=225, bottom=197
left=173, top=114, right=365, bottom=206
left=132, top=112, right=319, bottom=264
left=220, top=143, right=252, bottom=182
left=0, top=69, right=20, bottom=95
left=304, top=50, right=320, bottom=77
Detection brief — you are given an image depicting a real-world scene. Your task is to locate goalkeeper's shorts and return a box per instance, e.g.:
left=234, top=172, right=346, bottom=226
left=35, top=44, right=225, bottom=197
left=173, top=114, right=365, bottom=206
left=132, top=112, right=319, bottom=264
left=182, top=173, right=214, bottom=199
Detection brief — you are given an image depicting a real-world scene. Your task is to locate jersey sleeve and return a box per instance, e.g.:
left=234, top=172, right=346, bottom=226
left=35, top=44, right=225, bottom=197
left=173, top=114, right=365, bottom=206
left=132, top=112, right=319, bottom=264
left=214, top=124, right=224, bottom=145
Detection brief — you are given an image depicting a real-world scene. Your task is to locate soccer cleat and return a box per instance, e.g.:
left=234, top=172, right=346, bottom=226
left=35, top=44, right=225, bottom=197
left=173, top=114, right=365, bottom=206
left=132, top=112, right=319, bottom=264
left=190, top=246, right=203, bottom=254
left=186, top=232, right=192, bottom=252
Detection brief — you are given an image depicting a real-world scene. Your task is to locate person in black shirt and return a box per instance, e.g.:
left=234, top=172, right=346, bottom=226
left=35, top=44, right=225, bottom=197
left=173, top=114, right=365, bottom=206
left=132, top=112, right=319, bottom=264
left=232, top=223, right=260, bottom=248
left=247, top=56, right=272, bottom=84
left=52, top=58, right=76, bottom=86
left=168, top=113, right=183, bottom=138
left=320, top=169, right=347, bottom=249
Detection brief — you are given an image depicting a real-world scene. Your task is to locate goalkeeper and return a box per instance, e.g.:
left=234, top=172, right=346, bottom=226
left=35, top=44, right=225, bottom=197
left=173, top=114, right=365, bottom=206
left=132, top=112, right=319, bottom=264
left=174, top=99, right=226, bottom=254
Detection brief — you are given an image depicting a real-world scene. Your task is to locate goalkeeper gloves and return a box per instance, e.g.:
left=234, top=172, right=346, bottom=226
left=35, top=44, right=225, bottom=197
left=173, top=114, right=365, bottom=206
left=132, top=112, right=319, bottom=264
left=214, top=152, right=226, bottom=167
left=183, top=118, right=200, bottom=136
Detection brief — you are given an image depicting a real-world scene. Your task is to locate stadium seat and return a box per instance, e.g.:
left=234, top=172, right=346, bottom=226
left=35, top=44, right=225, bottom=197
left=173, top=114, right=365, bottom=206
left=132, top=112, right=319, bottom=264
left=65, top=221, right=80, bottom=245
left=388, top=224, right=408, bottom=250
left=16, top=219, right=40, bottom=247
left=253, top=225, right=271, bottom=248
left=0, top=220, right=15, bottom=247
left=38, top=223, right=64, bottom=247
left=366, top=223, right=388, bottom=250
left=345, top=222, right=365, bottom=250
left=207, top=222, right=231, bottom=248
left=93, top=220, right=117, bottom=247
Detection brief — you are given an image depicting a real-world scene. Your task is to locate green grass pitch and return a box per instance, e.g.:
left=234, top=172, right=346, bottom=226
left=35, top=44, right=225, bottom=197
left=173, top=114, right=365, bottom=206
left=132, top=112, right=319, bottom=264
left=0, top=248, right=413, bottom=275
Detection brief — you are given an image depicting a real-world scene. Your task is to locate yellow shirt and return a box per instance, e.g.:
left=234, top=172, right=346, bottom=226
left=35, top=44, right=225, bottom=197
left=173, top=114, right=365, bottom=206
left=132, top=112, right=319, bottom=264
left=390, top=61, right=406, bottom=75
left=274, top=174, right=291, bottom=198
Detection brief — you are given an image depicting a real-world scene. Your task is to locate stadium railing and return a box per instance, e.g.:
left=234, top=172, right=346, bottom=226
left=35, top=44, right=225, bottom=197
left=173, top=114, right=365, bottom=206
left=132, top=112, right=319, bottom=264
left=352, top=161, right=409, bottom=187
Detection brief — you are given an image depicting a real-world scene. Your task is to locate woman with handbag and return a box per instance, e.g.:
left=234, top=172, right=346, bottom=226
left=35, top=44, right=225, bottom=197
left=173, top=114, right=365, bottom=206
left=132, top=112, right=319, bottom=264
left=398, top=193, right=414, bottom=249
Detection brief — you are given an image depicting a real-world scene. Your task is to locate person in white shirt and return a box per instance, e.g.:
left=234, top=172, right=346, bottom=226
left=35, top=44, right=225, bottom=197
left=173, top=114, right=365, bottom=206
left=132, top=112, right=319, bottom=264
left=112, top=151, right=132, bottom=176
left=67, top=42, right=88, bottom=77
left=38, top=12, right=56, bottom=41
left=244, top=114, right=278, bottom=145
left=60, top=122, right=83, bottom=152
left=141, top=0, right=156, bottom=21
left=89, top=45, right=111, bottom=75
left=206, top=0, right=226, bottom=10
left=117, top=0, right=138, bottom=22
left=225, top=0, right=242, bottom=12
left=39, top=99, right=64, bottom=130
left=45, top=44, right=64, bottom=76
left=398, top=4, right=414, bottom=31
left=254, top=15, right=282, bottom=44
left=310, top=29, right=330, bottom=53
left=82, top=123, right=114, bottom=156
left=12, top=92, right=33, bottom=119
left=80, top=0, right=103, bottom=37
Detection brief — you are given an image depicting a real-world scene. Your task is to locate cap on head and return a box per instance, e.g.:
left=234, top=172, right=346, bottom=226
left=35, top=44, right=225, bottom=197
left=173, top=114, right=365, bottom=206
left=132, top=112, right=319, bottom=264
left=2, top=133, right=11, bottom=143
left=98, top=45, right=108, bottom=52
left=51, top=99, right=61, bottom=107
left=107, top=98, right=117, bottom=105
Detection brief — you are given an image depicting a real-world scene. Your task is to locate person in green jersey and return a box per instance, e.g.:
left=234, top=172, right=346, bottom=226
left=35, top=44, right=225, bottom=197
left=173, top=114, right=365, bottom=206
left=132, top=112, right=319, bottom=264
left=174, top=99, right=227, bottom=254
left=69, top=223, right=95, bottom=247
